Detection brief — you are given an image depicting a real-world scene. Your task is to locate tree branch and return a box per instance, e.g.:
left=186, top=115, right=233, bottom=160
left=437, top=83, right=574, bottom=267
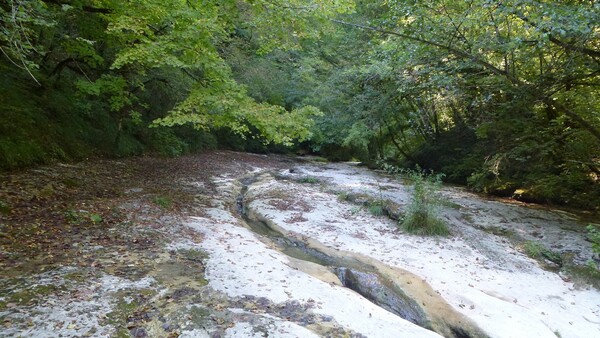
left=42, top=0, right=112, bottom=14
left=333, top=19, right=600, bottom=143
left=331, top=20, right=512, bottom=80
left=544, top=98, right=600, bottom=141
left=505, top=6, right=600, bottom=60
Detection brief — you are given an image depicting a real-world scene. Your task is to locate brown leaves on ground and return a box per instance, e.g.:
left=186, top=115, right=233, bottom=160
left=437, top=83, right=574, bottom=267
left=0, top=151, right=289, bottom=275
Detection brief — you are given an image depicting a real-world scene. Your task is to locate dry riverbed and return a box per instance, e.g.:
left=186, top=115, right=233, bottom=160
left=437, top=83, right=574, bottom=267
left=1, top=152, right=599, bottom=337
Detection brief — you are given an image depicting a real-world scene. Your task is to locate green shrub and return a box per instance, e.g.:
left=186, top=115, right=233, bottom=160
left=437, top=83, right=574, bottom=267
left=0, top=200, right=10, bottom=215
left=89, top=213, right=103, bottom=223
left=116, top=133, right=144, bottom=157
left=587, top=225, right=600, bottom=253
left=337, top=191, right=350, bottom=202
left=368, top=202, right=385, bottom=217
left=147, top=127, right=188, bottom=157
left=297, top=176, right=320, bottom=184
left=153, top=196, right=172, bottom=209
left=523, top=241, right=562, bottom=264
left=185, top=129, right=218, bottom=151
left=523, top=241, right=545, bottom=259
left=65, top=209, right=103, bottom=225
left=398, top=167, right=449, bottom=236
left=402, top=207, right=449, bottom=236
left=0, top=139, right=47, bottom=169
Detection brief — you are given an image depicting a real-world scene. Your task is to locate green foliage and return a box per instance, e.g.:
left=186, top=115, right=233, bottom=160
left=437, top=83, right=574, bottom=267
left=114, top=134, right=142, bottom=157
left=0, top=0, right=54, bottom=85
left=147, top=127, right=188, bottom=157
left=0, top=200, right=10, bottom=215
left=0, top=138, right=46, bottom=169
left=177, top=248, right=209, bottom=263
left=297, top=177, right=320, bottom=184
left=76, top=75, right=134, bottom=113
left=89, top=213, right=103, bottom=223
left=1, top=0, right=357, bottom=170
left=386, top=165, right=449, bottom=236
left=562, top=259, right=600, bottom=288
left=523, top=241, right=562, bottom=265
left=367, top=201, right=385, bottom=217
left=65, top=210, right=103, bottom=225
left=586, top=260, right=600, bottom=275
left=287, top=0, right=600, bottom=210
left=0, top=63, right=93, bottom=169
left=153, top=196, right=172, bottom=209
left=247, top=0, right=355, bottom=53
left=102, top=0, right=336, bottom=145
left=337, top=191, right=350, bottom=202
left=587, top=225, right=600, bottom=256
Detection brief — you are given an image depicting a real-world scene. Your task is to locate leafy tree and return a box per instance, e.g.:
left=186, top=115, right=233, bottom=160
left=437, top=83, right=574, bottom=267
left=301, top=0, right=600, bottom=208
left=0, top=0, right=354, bottom=164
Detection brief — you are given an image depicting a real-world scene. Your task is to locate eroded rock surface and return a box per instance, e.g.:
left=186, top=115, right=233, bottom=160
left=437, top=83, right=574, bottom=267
left=243, top=161, right=600, bottom=338
left=1, top=153, right=599, bottom=337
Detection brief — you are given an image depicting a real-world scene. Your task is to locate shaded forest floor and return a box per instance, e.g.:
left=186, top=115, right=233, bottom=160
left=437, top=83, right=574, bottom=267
left=0, top=152, right=289, bottom=336
left=0, top=152, right=287, bottom=275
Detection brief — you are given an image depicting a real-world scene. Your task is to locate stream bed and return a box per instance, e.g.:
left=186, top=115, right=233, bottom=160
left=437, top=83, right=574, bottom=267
left=2, top=152, right=598, bottom=337
left=229, top=161, right=600, bottom=338
left=237, top=175, right=485, bottom=338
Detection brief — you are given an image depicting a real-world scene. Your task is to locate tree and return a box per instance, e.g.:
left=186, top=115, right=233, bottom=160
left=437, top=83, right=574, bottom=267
left=1, top=0, right=354, bottom=148
left=294, top=0, right=599, bottom=207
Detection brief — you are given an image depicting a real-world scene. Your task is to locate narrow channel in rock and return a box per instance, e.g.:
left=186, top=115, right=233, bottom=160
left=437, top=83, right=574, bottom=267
left=235, top=174, right=487, bottom=338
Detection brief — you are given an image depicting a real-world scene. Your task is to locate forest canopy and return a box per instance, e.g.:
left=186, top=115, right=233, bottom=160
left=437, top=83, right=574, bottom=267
left=1, top=0, right=599, bottom=209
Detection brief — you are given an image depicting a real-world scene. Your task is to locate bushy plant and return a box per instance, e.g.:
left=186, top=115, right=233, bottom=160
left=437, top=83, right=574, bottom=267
left=153, top=196, right=172, bottom=209
left=297, top=176, right=320, bottom=184
left=587, top=225, right=600, bottom=255
left=383, top=164, right=449, bottom=236
left=0, top=200, right=10, bottom=215
left=523, top=241, right=560, bottom=262
left=147, top=127, right=188, bottom=157
left=367, top=201, right=385, bottom=217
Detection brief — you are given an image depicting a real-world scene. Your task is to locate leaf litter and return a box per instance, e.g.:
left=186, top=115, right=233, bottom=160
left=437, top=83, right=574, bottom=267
left=0, top=151, right=290, bottom=337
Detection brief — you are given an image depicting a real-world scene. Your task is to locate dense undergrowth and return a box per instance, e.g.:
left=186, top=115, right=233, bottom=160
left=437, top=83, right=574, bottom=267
left=0, top=63, right=183, bottom=168
left=0, top=62, right=289, bottom=171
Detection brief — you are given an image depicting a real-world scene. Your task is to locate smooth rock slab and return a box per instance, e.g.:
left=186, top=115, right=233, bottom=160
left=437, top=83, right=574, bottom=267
left=246, top=164, right=600, bottom=338
left=184, top=205, right=442, bottom=337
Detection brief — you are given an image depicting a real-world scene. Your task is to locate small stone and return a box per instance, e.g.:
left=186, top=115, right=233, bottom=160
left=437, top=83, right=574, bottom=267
left=130, top=327, right=147, bottom=338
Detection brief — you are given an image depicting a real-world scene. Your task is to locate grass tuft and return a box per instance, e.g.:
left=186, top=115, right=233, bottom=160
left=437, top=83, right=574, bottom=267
left=523, top=241, right=562, bottom=264
left=402, top=209, right=449, bottom=236
left=297, top=176, right=320, bottom=184
left=0, top=200, right=10, bottom=215
left=398, top=167, right=449, bottom=236
left=368, top=202, right=385, bottom=217
left=153, top=196, right=172, bottom=209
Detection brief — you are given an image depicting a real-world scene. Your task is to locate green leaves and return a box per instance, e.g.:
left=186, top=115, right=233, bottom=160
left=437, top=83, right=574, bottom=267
left=153, top=75, right=322, bottom=145
left=248, top=0, right=355, bottom=53
left=98, top=0, right=344, bottom=144
left=588, top=225, right=600, bottom=255
left=0, top=0, right=55, bottom=84
left=61, top=37, right=104, bottom=67
left=1, top=0, right=350, bottom=148
left=76, top=75, right=134, bottom=112
left=107, top=0, right=229, bottom=71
